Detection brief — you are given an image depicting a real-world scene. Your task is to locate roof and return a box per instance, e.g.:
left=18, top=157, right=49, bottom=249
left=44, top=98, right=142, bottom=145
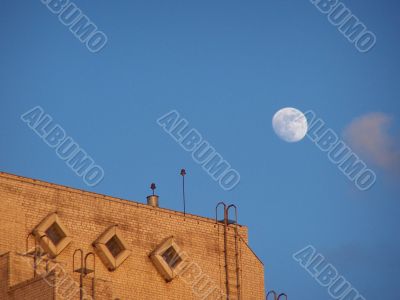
left=0, top=171, right=245, bottom=228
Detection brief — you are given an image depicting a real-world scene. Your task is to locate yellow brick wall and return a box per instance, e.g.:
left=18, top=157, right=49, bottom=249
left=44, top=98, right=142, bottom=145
left=1, top=253, right=55, bottom=300
left=9, top=275, right=55, bottom=300
left=0, top=253, right=9, bottom=299
left=0, top=172, right=265, bottom=300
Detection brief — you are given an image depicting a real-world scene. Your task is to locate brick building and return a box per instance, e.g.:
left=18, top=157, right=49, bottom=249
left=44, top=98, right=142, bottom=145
left=0, top=172, right=265, bottom=300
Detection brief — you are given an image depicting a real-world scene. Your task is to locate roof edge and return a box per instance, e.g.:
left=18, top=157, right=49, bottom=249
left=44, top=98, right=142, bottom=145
left=0, top=171, right=246, bottom=228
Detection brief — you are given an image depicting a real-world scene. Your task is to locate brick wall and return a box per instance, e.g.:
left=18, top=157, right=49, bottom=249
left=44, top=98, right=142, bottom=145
left=1, top=253, right=55, bottom=300
left=0, top=172, right=265, bottom=300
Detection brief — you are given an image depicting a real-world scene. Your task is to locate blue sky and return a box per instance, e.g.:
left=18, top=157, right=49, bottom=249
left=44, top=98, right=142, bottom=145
left=1, top=0, right=399, bottom=299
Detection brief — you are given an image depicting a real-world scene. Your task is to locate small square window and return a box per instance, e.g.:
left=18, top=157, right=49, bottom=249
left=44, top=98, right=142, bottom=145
left=106, top=236, right=124, bottom=258
left=162, top=246, right=182, bottom=269
left=93, top=226, right=131, bottom=271
left=150, top=237, right=185, bottom=281
left=33, top=213, right=72, bottom=258
left=45, top=222, right=66, bottom=246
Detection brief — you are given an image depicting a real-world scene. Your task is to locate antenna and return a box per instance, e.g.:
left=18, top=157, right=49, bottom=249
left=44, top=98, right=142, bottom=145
left=150, top=183, right=156, bottom=195
left=180, top=169, right=186, bottom=216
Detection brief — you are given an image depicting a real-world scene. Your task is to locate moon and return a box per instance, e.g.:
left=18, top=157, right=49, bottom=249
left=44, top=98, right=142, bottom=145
left=272, top=107, right=308, bottom=142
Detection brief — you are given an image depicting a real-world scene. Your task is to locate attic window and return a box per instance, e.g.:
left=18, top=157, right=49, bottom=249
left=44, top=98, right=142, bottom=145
left=162, top=246, right=182, bottom=269
left=33, top=213, right=72, bottom=258
left=93, top=226, right=131, bottom=271
left=150, top=237, right=185, bottom=282
left=45, top=222, right=66, bottom=246
left=106, top=236, right=124, bottom=258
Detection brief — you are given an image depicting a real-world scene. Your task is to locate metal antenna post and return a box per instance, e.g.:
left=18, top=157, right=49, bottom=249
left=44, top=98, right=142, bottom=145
left=180, top=169, right=186, bottom=216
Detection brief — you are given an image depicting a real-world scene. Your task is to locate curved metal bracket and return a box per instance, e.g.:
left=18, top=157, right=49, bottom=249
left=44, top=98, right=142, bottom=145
left=73, top=249, right=97, bottom=300
left=267, top=290, right=278, bottom=300
left=215, top=201, right=227, bottom=223
left=226, top=204, right=238, bottom=225
left=84, top=252, right=96, bottom=277
left=278, top=293, right=288, bottom=300
left=73, top=249, right=84, bottom=274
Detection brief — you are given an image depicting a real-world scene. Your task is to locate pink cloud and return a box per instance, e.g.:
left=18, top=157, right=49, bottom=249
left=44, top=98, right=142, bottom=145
left=343, top=113, right=400, bottom=175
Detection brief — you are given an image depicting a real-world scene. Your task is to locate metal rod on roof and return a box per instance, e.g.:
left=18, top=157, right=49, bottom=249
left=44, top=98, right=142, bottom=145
left=180, top=169, right=186, bottom=216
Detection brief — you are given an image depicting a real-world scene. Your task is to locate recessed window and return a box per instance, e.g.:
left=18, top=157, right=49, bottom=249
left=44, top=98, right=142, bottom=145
left=162, top=246, right=182, bottom=269
left=93, top=226, right=131, bottom=271
left=33, top=213, right=72, bottom=258
left=150, top=237, right=185, bottom=281
left=106, top=236, right=124, bottom=258
left=45, top=222, right=66, bottom=246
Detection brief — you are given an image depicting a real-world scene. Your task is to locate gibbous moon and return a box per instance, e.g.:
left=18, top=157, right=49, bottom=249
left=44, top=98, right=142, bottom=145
left=272, top=107, right=308, bottom=142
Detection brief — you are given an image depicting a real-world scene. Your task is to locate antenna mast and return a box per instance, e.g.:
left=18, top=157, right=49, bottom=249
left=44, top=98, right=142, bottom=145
left=180, top=169, right=186, bottom=216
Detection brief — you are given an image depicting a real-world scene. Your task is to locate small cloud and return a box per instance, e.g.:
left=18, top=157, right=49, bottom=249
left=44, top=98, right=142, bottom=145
left=343, top=113, right=400, bottom=175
